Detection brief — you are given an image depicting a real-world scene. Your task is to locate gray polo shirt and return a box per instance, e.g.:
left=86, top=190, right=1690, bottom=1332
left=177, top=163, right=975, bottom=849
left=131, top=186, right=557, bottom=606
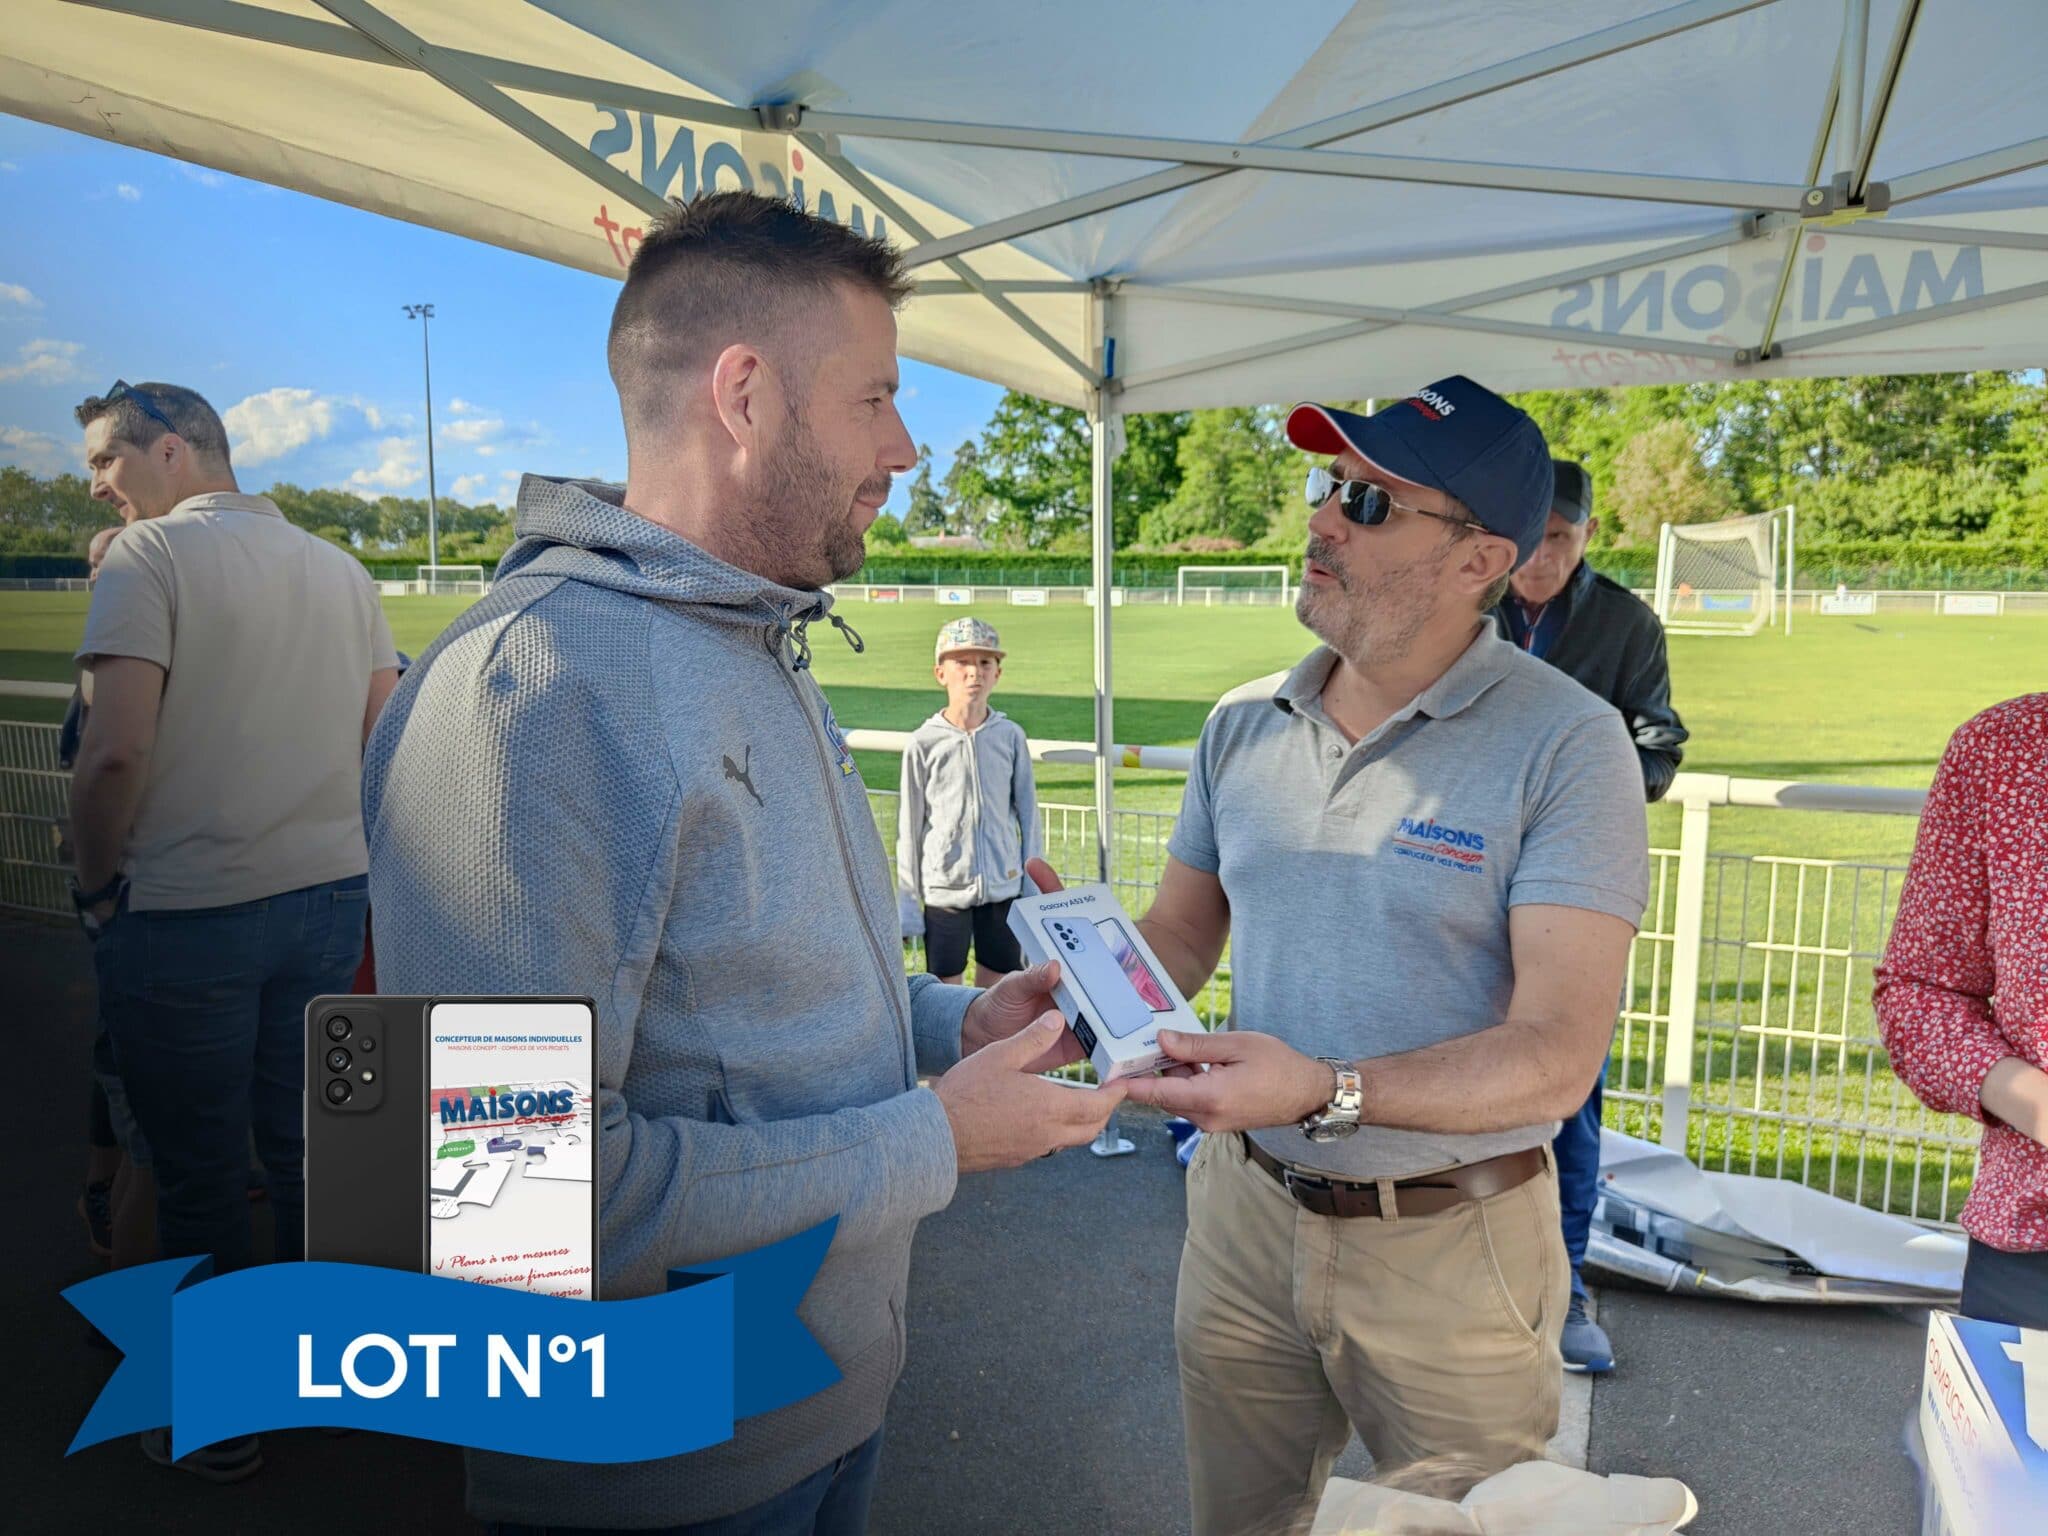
left=1167, top=628, right=1650, bottom=1180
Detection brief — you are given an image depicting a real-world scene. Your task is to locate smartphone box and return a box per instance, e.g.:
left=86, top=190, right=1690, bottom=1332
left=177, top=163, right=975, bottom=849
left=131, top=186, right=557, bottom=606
left=1007, top=885, right=1195, bottom=1083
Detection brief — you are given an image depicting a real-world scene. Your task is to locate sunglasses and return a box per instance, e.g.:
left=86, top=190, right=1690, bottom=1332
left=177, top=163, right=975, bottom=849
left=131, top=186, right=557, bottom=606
left=1306, top=465, right=1472, bottom=532
left=106, top=380, right=180, bottom=441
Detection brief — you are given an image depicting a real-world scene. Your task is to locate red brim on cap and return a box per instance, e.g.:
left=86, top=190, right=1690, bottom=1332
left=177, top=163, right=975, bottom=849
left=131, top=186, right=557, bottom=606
left=1285, top=402, right=1419, bottom=490
left=1285, top=403, right=1354, bottom=457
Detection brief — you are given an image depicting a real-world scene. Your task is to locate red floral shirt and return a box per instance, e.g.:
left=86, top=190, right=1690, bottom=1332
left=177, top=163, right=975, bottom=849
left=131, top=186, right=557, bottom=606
left=1875, top=694, right=2048, bottom=1251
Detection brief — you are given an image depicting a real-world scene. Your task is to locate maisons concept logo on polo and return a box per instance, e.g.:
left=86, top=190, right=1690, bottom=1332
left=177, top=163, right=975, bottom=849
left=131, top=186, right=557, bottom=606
left=1392, top=816, right=1487, bottom=874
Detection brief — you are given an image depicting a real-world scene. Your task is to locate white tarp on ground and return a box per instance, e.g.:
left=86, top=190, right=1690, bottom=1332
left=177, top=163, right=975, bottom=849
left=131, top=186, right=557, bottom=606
left=1589, top=1128, right=1967, bottom=1303
left=5, top=0, right=2048, bottom=411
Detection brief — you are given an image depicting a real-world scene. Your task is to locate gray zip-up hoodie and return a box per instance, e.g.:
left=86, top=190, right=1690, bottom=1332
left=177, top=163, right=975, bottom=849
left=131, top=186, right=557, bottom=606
left=363, top=475, right=972, bottom=1527
left=896, top=708, right=1040, bottom=931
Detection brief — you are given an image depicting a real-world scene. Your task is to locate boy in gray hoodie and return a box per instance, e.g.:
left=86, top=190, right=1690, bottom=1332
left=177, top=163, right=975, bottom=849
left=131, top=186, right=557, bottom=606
left=897, top=616, right=1040, bottom=986
left=364, top=191, right=1122, bottom=1535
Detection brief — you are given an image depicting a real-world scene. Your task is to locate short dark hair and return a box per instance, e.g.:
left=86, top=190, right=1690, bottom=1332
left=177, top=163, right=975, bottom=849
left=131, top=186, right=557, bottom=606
left=607, top=190, right=914, bottom=431
left=74, top=382, right=232, bottom=463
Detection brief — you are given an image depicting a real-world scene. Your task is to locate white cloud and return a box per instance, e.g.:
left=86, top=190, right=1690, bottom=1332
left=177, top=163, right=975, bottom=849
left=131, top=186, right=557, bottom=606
left=450, top=472, right=490, bottom=500
left=440, top=415, right=504, bottom=446
left=363, top=403, right=383, bottom=429
left=115, top=183, right=141, bottom=202
left=0, top=424, right=75, bottom=477
left=177, top=164, right=227, bottom=189
left=497, top=472, right=522, bottom=502
left=448, top=397, right=482, bottom=416
left=0, top=282, right=39, bottom=310
left=223, top=386, right=341, bottom=466
left=0, top=162, right=18, bottom=173
left=349, top=436, right=423, bottom=492
left=0, top=338, right=86, bottom=385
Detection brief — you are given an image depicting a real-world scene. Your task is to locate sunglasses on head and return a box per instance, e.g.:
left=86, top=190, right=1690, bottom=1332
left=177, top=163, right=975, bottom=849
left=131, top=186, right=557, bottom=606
left=106, top=380, right=180, bottom=441
left=1305, top=465, right=1471, bottom=532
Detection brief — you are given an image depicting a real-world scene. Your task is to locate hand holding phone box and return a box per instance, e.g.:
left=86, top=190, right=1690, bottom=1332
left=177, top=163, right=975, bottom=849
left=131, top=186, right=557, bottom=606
left=1009, top=886, right=1198, bottom=1082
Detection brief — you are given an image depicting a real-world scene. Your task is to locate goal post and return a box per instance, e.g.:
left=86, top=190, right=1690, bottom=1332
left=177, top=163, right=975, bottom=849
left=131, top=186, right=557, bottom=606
left=412, top=563, right=489, bottom=596
left=1174, top=564, right=1292, bottom=607
left=1654, top=509, right=1791, bottom=637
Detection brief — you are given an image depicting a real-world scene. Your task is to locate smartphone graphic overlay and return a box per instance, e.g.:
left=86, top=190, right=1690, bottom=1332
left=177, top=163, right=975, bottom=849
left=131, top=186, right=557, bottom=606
left=427, top=999, right=598, bottom=1298
left=306, top=996, right=427, bottom=1271
left=1094, top=919, right=1173, bottom=1013
left=1042, top=916, right=1157, bottom=1040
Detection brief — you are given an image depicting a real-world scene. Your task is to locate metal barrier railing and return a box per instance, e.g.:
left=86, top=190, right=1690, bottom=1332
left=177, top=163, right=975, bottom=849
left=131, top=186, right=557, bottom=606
left=3, top=712, right=1966, bottom=1227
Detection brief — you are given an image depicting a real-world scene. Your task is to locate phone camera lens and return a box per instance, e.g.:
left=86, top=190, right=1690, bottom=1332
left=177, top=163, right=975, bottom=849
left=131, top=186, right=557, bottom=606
left=325, top=1046, right=352, bottom=1073
left=324, top=1015, right=352, bottom=1042
left=324, top=1077, right=353, bottom=1105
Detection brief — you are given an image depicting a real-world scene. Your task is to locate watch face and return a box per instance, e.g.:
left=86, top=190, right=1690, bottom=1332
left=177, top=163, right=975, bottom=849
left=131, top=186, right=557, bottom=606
left=1306, top=1118, right=1360, bottom=1143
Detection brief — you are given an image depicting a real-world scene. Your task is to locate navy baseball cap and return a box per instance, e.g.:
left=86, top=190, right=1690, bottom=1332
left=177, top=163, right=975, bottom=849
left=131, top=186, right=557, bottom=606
left=1552, top=459, right=1592, bottom=524
left=1286, top=376, right=1554, bottom=567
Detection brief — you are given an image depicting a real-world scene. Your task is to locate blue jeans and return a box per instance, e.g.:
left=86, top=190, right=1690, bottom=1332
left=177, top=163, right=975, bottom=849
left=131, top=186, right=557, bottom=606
left=489, top=1431, right=884, bottom=1536
left=1552, top=1056, right=1606, bottom=1301
left=93, top=874, right=369, bottom=1271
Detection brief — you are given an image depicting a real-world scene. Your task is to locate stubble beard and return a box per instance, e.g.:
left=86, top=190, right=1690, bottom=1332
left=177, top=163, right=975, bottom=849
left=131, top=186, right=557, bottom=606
left=1297, top=534, right=1444, bottom=668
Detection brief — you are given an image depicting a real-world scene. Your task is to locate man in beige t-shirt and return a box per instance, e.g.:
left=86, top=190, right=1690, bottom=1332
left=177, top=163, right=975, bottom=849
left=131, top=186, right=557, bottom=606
left=69, top=379, right=397, bottom=1482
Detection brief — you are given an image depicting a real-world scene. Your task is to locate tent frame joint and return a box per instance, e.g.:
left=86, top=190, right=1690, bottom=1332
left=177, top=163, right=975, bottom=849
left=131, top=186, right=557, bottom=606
left=1801, top=171, right=1891, bottom=224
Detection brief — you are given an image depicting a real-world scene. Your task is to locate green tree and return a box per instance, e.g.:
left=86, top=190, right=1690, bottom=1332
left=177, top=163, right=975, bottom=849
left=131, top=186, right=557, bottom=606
left=901, top=444, right=944, bottom=536
left=1143, top=406, right=1293, bottom=547
left=964, top=391, right=1188, bottom=549
left=1608, top=419, right=1734, bottom=545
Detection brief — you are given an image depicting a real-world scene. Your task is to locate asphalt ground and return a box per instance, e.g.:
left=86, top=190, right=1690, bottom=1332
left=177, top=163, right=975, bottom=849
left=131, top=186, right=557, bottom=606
left=6, top=913, right=1925, bottom=1534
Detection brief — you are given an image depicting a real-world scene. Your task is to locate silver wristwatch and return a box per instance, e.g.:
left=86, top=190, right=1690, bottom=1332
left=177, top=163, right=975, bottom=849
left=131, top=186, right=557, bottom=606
left=1301, top=1057, right=1364, bottom=1142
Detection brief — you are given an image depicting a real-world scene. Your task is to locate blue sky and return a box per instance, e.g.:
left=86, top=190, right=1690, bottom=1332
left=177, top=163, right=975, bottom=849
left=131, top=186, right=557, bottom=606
left=0, top=116, right=1002, bottom=516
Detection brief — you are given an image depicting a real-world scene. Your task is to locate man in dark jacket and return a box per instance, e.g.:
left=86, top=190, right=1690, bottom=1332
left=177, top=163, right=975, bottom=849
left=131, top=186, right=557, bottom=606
left=1493, top=459, right=1688, bottom=1375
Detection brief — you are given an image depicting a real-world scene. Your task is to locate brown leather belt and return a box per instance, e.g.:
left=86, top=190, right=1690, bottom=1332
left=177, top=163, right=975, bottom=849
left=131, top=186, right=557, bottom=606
left=1241, top=1136, right=1546, bottom=1219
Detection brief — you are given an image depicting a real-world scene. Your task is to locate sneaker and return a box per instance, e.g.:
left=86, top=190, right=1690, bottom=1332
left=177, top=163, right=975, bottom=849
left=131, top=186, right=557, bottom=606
left=1561, top=1292, right=1615, bottom=1375
left=79, top=1180, right=114, bottom=1257
left=139, top=1427, right=263, bottom=1483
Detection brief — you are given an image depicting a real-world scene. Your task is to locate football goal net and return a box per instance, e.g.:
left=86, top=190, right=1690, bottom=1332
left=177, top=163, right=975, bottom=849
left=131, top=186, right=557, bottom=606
left=412, top=563, right=489, bottom=596
left=1175, top=564, right=1292, bottom=607
left=1654, top=508, right=1794, bottom=636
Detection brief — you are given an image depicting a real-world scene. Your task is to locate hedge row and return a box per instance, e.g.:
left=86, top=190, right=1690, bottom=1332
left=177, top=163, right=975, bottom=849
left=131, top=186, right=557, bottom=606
left=6, top=538, right=2045, bottom=590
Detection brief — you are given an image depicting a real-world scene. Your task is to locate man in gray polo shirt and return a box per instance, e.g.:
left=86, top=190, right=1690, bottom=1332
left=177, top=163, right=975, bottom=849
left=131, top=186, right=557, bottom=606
left=1042, top=376, right=1649, bottom=1535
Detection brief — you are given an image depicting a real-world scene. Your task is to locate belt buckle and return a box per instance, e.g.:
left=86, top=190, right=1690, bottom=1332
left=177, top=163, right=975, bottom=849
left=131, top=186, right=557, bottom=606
left=1281, top=1167, right=1330, bottom=1202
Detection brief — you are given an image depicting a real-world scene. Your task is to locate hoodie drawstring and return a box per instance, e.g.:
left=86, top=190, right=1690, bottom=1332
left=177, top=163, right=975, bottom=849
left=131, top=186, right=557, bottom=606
left=828, top=612, right=865, bottom=655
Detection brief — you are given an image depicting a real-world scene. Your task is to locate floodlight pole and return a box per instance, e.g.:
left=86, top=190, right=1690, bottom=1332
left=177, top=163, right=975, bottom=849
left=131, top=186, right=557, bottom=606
left=403, top=302, right=439, bottom=570
left=1089, top=283, right=1134, bottom=1160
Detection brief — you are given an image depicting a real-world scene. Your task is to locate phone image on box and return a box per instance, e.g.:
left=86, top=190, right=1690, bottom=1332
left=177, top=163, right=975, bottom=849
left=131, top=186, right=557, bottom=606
left=1094, top=918, right=1174, bottom=1013
left=305, top=995, right=428, bottom=1272
left=1043, top=916, right=1157, bottom=1040
left=427, top=998, right=598, bottom=1298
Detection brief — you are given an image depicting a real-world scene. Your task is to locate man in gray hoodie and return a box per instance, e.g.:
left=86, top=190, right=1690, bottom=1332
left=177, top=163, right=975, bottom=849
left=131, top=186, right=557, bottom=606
left=365, top=191, right=1124, bottom=1534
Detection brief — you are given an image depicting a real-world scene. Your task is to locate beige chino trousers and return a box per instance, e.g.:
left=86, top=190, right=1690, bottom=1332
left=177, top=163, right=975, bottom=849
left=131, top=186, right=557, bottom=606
left=1174, top=1131, right=1570, bottom=1536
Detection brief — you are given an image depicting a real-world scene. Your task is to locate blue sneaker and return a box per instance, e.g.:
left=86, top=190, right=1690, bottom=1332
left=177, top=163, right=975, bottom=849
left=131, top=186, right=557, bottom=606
left=1561, top=1292, right=1615, bottom=1375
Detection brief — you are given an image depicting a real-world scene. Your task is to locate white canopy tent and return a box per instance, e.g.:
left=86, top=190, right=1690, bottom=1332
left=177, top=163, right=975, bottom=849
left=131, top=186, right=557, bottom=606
left=7, top=0, right=2046, bottom=874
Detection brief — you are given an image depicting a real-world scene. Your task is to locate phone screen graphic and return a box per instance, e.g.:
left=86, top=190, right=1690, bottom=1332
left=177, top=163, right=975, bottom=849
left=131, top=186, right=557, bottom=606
left=1094, top=919, right=1173, bottom=1013
left=427, top=999, right=597, bottom=1297
left=1042, top=915, right=1161, bottom=1040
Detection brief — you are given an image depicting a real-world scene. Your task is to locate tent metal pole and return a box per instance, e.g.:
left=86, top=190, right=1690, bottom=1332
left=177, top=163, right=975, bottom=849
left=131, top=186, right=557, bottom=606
left=796, top=107, right=1806, bottom=212
left=1886, top=136, right=2048, bottom=206
left=792, top=133, right=1100, bottom=390
left=1837, top=0, right=1868, bottom=180
left=1850, top=0, right=1924, bottom=201
left=1117, top=306, right=1738, bottom=395
left=306, top=0, right=668, bottom=219
left=1769, top=275, right=2048, bottom=355
left=1841, top=221, right=2048, bottom=252
left=1088, top=285, right=1134, bottom=1160
left=1754, top=14, right=1848, bottom=360
left=903, top=0, right=1781, bottom=268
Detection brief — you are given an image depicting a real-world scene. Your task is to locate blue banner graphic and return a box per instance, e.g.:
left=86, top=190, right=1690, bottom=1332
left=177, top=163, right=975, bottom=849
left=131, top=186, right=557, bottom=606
left=64, top=1220, right=839, bottom=1463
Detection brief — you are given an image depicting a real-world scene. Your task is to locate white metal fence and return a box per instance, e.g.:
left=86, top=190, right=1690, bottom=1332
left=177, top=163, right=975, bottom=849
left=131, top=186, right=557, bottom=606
left=1, top=711, right=1971, bottom=1228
